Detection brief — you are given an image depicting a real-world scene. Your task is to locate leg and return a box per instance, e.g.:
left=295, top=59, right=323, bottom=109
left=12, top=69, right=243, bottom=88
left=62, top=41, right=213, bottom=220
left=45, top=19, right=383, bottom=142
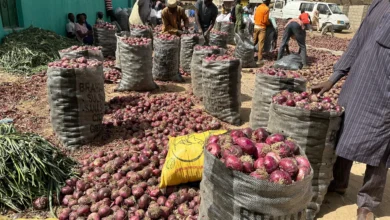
left=277, top=29, right=291, bottom=60
left=253, top=28, right=260, bottom=47
left=294, top=31, right=307, bottom=66
left=330, top=156, right=354, bottom=191
left=257, top=28, right=266, bottom=61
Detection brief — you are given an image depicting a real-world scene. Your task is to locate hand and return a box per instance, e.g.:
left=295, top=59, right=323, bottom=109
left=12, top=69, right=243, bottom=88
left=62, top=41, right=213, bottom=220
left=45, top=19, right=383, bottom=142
left=311, top=80, right=334, bottom=96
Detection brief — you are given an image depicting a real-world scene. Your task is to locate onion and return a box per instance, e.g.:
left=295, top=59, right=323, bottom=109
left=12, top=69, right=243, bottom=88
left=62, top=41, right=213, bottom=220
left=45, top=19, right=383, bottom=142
left=114, top=209, right=127, bottom=220
left=146, top=206, right=162, bottom=219
left=207, top=143, right=221, bottom=157
left=77, top=205, right=91, bottom=216
left=255, top=143, right=271, bottom=158
left=279, top=158, right=298, bottom=176
left=264, top=156, right=279, bottom=173
left=266, top=152, right=281, bottom=163
left=132, top=186, right=144, bottom=198
left=253, top=158, right=265, bottom=170
left=271, top=142, right=291, bottom=158
left=76, top=180, right=87, bottom=191
left=253, top=128, right=269, bottom=142
left=207, top=135, right=219, bottom=144
left=32, top=197, right=48, bottom=210
left=265, top=133, right=285, bottom=145
left=138, top=194, right=151, bottom=209
left=222, top=145, right=243, bottom=158
left=250, top=168, right=269, bottom=180
left=270, top=170, right=292, bottom=185
left=296, top=165, right=311, bottom=181
left=124, top=196, right=136, bottom=206
left=157, top=196, right=167, bottom=205
left=240, top=155, right=254, bottom=173
left=234, top=137, right=256, bottom=156
left=241, top=128, right=252, bottom=138
left=295, top=156, right=311, bottom=168
left=224, top=155, right=243, bottom=171
left=59, top=208, right=71, bottom=220
left=284, top=139, right=298, bottom=154
left=61, top=186, right=74, bottom=195
left=98, top=205, right=112, bottom=217
left=115, top=196, right=124, bottom=205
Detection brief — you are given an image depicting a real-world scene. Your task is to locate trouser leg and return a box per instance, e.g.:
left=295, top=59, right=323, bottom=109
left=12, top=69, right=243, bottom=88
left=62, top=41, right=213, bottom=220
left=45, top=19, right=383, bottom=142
left=257, top=28, right=266, bottom=61
left=331, top=156, right=354, bottom=189
left=294, top=30, right=307, bottom=65
left=277, top=28, right=291, bottom=60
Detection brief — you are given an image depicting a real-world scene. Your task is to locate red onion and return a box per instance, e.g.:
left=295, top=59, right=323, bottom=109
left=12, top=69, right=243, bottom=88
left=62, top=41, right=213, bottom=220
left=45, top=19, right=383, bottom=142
left=207, top=143, right=221, bottom=157
left=254, top=158, right=265, bottom=170
left=295, top=156, right=311, bottom=168
left=114, top=209, right=127, bottom=220
left=132, top=186, right=144, bottom=198
left=98, top=205, right=112, bottom=217
left=240, top=155, right=255, bottom=173
left=61, top=186, right=74, bottom=195
left=138, top=194, right=150, bottom=209
left=264, top=156, right=279, bottom=173
left=265, top=133, right=285, bottom=145
left=279, top=158, right=298, bottom=176
left=235, top=137, right=256, bottom=156
left=208, top=135, right=219, bottom=144
left=255, top=143, right=271, bottom=158
left=77, top=205, right=91, bottom=216
left=241, top=128, right=252, bottom=138
left=250, top=168, right=269, bottom=180
left=271, top=142, right=291, bottom=158
left=253, top=128, right=269, bottom=142
left=296, top=165, right=311, bottom=181
left=270, top=170, right=292, bottom=185
left=224, top=155, right=243, bottom=171
left=284, top=139, right=298, bottom=154
left=222, top=145, right=243, bottom=158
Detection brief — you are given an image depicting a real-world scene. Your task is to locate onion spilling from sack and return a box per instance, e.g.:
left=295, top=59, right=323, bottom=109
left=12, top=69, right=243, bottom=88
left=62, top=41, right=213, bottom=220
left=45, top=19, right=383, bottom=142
left=206, top=128, right=312, bottom=184
left=48, top=57, right=102, bottom=68
left=256, top=67, right=302, bottom=78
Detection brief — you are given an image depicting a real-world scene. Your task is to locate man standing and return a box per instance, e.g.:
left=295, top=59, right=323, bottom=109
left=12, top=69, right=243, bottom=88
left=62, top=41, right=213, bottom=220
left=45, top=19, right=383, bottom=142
left=161, top=0, right=189, bottom=35
left=195, top=0, right=218, bottom=44
left=253, top=0, right=270, bottom=65
left=234, top=0, right=244, bottom=33
left=66, top=13, right=76, bottom=39
left=277, top=18, right=308, bottom=68
left=129, top=0, right=152, bottom=25
left=312, top=0, right=389, bottom=219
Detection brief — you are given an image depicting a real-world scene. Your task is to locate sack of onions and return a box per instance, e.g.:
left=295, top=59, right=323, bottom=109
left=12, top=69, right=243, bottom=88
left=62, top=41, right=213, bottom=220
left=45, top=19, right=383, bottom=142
left=234, top=31, right=256, bottom=68
left=249, top=67, right=306, bottom=129
left=267, top=90, right=343, bottom=219
left=130, top=24, right=153, bottom=38
left=47, top=57, right=105, bottom=148
left=180, top=34, right=204, bottom=74
left=152, top=34, right=182, bottom=82
left=200, top=128, right=313, bottom=219
left=115, top=31, right=130, bottom=69
left=59, top=45, right=104, bottom=61
left=214, top=22, right=221, bottom=31
left=190, top=45, right=222, bottom=98
left=93, top=22, right=117, bottom=57
left=116, top=37, right=157, bottom=91
left=209, top=30, right=228, bottom=49
left=220, top=22, right=235, bottom=45
left=202, top=54, right=241, bottom=125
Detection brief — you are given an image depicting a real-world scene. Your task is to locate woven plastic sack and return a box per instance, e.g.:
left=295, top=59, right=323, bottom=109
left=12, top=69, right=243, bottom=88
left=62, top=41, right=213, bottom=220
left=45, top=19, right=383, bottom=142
left=190, top=47, right=222, bottom=98
left=263, top=21, right=278, bottom=52
left=180, top=34, right=204, bottom=73
left=93, top=27, right=117, bottom=57
left=152, top=36, right=182, bottom=81
left=130, top=25, right=152, bottom=38
left=115, top=31, right=130, bottom=69
left=209, top=31, right=228, bottom=48
left=159, top=130, right=227, bottom=188
left=47, top=62, right=105, bottom=148
left=249, top=74, right=306, bottom=129
left=234, top=32, right=255, bottom=68
left=59, top=48, right=104, bottom=61
left=199, top=148, right=313, bottom=219
left=202, top=58, right=241, bottom=125
left=274, top=54, right=303, bottom=70
left=220, top=22, right=235, bottom=45
left=214, top=22, right=221, bottom=31
left=267, top=103, right=343, bottom=219
left=116, top=39, right=157, bottom=91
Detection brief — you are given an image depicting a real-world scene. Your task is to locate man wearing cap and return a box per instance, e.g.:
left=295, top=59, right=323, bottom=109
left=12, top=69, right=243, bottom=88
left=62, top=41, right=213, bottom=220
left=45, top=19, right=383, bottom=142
left=195, top=0, right=218, bottom=44
left=161, top=0, right=190, bottom=35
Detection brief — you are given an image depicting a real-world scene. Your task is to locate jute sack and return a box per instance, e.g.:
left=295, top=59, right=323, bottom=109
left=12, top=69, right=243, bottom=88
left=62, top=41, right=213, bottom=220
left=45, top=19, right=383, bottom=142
left=47, top=62, right=105, bottom=148
left=190, top=46, right=222, bottom=98
left=249, top=74, right=306, bottom=129
left=115, top=31, right=130, bottom=69
left=93, top=27, right=117, bottom=57
left=220, top=22, right=235, bottom=45
left=267, top=103, right=343, bottom=220
left=116, top=39, right=157, bottom=91
left=199, top=150, right=313, bottom=220
left=180, top=34, right=204, bottom=73
left=202, top=57, right=241, bottom=125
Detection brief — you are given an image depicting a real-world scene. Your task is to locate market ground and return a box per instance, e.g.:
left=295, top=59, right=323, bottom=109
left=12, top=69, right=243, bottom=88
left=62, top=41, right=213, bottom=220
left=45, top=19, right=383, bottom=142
left=1, top=30, right=389, bottom=220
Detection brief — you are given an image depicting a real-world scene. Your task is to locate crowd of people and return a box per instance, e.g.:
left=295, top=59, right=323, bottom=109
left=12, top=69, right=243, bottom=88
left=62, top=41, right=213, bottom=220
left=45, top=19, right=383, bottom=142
left=66, top=12, right=104, bottom=45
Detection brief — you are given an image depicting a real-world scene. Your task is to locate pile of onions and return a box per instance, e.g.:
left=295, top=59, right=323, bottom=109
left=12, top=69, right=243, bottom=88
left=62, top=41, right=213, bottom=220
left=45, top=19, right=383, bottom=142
left=155, top=34, right=179, bottom=41
left=121, top=37, right=151, bottom=46
left=272, top=90, right=343, bottom=112
left=103, top=57, right=115, bottom=68
left=206, top=128, right=312, bottom=185
left=181, top=34, right=201, bottom=37
left=194, top=45, right=219, bottom=51
left=59, top=93, right=218, bottom=219
left=48, top=57, right=102, bottom=69
left=60, top=45, right=102, bottom=53
left=179, top=68, right=190, bottom=77
left=104, top=68, right=121, bottom=83
left=130, top=24, right=149, bottom=29
left=204, top=54, right=237, bottom=62
left=255, top=67, right=302, bottom=79
left=210, top=30, right=228, bottom=36
left=94, top=22, right=117, bottom=30
left=153, top=25, right=163, bottom=33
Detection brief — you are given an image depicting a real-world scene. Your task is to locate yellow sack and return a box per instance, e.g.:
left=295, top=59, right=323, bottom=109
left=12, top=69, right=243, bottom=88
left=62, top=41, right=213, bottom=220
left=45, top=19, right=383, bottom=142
left=159, top=130, right=227, bottom=188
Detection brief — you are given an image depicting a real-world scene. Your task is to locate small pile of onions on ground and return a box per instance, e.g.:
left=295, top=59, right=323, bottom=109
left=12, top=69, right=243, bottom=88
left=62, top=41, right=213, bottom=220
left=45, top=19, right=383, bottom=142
left=272, top=90, right=343, bottom=112
left=60, top=45, right=102, bottom=53
left=48, top=57, right=102, bottom=69
left=103, top=57, right=115, bottom=68
left=255, top=67, right=302, bottom=78
left=104, top=68, right=121, bottom=83
left=206, top=128, right=311, bottom=185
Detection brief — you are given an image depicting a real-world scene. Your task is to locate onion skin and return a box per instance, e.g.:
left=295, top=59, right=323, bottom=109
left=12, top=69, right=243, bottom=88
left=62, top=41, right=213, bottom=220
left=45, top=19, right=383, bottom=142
left=296, top=165, right=311, bottom=181
left=255, top=143, right=271, bottom=158
left=224, top=155, right=243, bottom=171
left=270, top=170, right=292, bottom=185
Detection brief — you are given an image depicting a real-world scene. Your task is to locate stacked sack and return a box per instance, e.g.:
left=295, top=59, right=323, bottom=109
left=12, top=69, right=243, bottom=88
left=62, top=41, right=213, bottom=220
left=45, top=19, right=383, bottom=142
left=220, top=21, right=235, bottom=45
left=200, top=128, right=313, bottom=219
left=180, top=34, right=204, bottom=74
left=267, top=90, right=343, bottom=219
left=209, top=30, right=228, bottom=49
left=47, top=57, right=105, bottom=148
left=202, top=54, right=241, bottom=125
left=93, top=22, right=117, bottom=57
left=249, top=67, right=306, bottom=129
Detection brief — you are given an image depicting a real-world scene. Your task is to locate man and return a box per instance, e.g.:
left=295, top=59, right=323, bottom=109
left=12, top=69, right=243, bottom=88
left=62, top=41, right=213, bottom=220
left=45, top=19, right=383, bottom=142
left=129, top=0, right=152, bottom=26
left=105, top=0, right=117, bottom=21
left=277, top=18, right=308, bottom=68
left=312, top=10, right=320, bottom=33
left=161, top=0, right=189, bottom=35
left=96, top=12, right=104, bottom=24
left=253, top=0, right=270, bottom=65
left=195, top=0, right=218, bottom=44
left=66, top=13, right=76, bottom=39
left=312, top=0, right=389, bottom=219
left=321, top=22, right=334, bottom=36
left=234, top=0, right=244, bottom=33
left=298, top=9, right=312, bottom=33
